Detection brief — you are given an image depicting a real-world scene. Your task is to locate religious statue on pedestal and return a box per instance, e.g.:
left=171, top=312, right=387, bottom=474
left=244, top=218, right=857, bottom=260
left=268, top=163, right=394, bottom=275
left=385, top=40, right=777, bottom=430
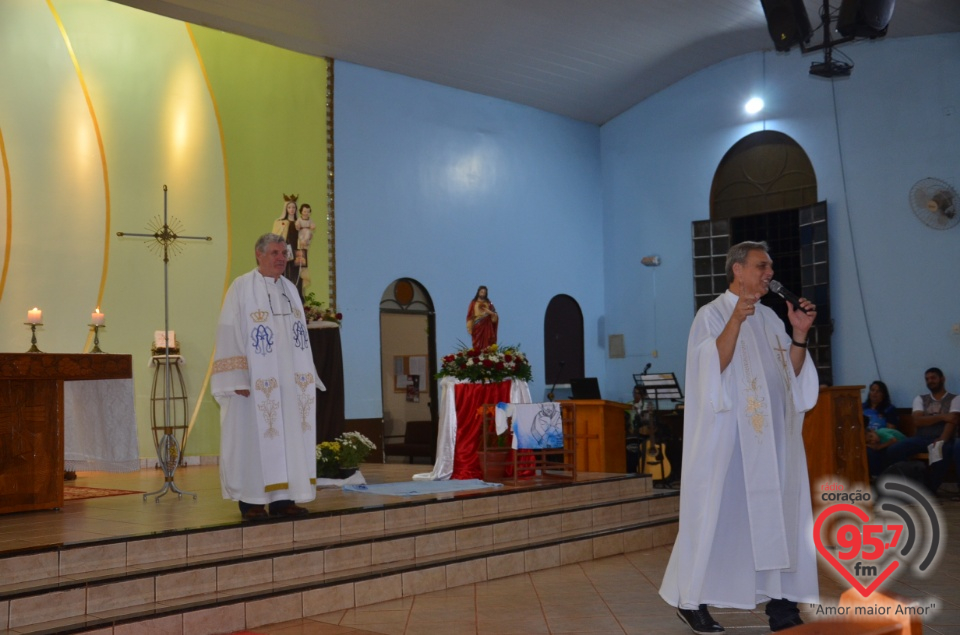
left=295, top=203, right=316, bottom=288
left=270, top=194, right=302, bottom=295
left=466, top=285, right=498, bottom=350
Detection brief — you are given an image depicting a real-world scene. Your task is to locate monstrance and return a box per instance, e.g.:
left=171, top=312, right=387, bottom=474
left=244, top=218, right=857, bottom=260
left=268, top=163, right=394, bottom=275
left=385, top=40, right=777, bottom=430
left=118, top=185, right=211, bottom=502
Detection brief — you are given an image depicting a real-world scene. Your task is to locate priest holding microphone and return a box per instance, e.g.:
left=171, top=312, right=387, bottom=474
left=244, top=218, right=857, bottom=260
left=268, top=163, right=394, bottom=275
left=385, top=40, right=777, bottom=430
left=660, top=241, right=819, bottom=634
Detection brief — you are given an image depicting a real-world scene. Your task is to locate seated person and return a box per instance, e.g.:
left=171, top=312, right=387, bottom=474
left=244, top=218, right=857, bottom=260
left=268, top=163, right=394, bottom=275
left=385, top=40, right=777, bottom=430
left=863, top=380, right=898, bottom=431
left=882, top=367, right=956, bottom=494
left=865, top=427, right=906, bottom=451
left=863, top=380, right=899, bottom=476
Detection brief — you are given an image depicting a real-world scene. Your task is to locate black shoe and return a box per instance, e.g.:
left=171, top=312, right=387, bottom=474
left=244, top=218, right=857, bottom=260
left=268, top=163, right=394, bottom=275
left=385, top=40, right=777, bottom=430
left=769, top=614, right=803, bottom=632
left=241, top=505, right=268, bottom=520
left=677, top=605, right=724, bottom=634
left=766, top=599, right=803, bottom=632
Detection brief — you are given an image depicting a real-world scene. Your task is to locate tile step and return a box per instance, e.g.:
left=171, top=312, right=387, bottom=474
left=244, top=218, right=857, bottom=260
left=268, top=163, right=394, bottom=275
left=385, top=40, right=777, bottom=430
left=8, top=515, right=679, bottom=635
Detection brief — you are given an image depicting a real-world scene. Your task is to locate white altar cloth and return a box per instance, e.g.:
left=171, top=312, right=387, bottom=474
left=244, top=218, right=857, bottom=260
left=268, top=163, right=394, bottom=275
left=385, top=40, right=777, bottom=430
left=63, top=378, right=140, bottom=472
left=414, top=378, right=531, bottom=481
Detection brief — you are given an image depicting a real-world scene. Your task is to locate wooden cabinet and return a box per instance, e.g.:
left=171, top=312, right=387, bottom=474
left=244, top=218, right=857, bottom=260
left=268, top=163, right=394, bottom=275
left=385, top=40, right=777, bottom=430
left=0, top=354, right=132, bottom=514
left=802, top=385, right=868, bottom=495
left=561, top=399, right=628, bottom=473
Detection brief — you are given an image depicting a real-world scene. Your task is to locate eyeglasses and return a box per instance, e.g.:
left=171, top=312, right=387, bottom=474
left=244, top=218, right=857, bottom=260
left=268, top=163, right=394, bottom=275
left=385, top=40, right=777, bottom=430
left=263, top=277, right=294, bottom=316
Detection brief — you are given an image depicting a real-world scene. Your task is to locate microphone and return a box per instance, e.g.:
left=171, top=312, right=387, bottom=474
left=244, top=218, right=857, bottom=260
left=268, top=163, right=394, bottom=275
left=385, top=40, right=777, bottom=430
left=768, top=280, right=809, bottom=313
left=641, top=362, right=652, bottom=375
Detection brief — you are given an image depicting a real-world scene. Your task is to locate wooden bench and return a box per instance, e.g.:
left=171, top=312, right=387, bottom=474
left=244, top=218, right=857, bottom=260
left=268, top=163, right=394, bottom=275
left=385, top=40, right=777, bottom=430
left=892, top=407, right=956, bottom=483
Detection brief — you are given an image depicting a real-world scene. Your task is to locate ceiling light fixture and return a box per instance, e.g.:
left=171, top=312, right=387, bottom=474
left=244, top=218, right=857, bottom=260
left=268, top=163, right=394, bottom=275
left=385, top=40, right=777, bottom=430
left=745, top=97, right=765, bottom=115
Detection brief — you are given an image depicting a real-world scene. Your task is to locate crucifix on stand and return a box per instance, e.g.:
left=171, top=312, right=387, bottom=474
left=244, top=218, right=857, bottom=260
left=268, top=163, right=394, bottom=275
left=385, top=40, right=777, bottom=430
left=118, top=185, right=211, bottom=502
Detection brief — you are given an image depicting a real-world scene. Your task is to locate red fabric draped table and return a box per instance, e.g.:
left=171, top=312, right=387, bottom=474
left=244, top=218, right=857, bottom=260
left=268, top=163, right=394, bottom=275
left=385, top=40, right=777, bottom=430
left=414, top=377, right=531, bottom=481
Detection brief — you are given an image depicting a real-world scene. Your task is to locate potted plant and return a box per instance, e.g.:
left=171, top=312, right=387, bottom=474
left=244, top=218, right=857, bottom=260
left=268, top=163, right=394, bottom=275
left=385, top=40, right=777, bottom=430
left=335, top=431, right=377, bottom=477
left=315, top=441, right=341, bottom=479
left=316, top=432, right=377, bottom=480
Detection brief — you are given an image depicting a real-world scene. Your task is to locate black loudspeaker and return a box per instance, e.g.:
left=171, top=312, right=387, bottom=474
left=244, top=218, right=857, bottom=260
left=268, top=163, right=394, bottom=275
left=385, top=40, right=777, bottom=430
left=838, top=0, right=896, bottom=38
left=760, top=0, right=813, bottom=52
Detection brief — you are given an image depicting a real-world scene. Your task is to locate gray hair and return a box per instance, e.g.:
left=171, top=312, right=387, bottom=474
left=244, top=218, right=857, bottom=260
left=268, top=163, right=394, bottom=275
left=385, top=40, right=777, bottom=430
left=725, top=241, right=769, bottom=285
left=255, top=233, right=285, bottom=258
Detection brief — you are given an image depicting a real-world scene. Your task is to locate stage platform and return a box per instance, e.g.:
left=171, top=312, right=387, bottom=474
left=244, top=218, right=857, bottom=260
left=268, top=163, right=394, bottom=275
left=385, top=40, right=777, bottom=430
left=0, top=464, right=679, bottom=634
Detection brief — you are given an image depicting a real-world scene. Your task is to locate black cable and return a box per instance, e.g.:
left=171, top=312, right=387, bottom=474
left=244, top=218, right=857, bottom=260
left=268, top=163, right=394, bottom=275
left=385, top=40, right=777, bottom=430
left=829, top=78, right=880, bottom=380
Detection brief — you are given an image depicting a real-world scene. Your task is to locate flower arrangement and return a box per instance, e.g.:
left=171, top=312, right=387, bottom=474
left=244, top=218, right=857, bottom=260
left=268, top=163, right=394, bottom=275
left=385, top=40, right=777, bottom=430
left=315, top=441, right=341, bottom=478
left=303, top=291, right=342, bottom=325
left=338, top=431, right=377, bottom=468
left=315, top=431, right=377, bottom=478
left=436, top=343, right=533, bottom=383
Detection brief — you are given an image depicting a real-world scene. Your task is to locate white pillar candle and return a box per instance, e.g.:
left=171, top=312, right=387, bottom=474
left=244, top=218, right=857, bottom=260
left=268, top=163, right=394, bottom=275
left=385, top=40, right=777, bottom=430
left=27, top=307, right=42, bottom=324
left=92, top=308, right=105, bottom=326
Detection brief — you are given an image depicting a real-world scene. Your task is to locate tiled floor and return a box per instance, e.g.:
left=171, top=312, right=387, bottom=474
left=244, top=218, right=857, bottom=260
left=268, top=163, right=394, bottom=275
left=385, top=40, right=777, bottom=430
left=245, top=489, right=960, bottom=635
left=2, top=469, right=958, bottom=635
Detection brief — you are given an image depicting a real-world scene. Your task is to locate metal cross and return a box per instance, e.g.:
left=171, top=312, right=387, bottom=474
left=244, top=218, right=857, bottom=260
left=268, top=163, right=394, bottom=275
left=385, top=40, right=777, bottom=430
left=117, top=185, right=211, bottom=502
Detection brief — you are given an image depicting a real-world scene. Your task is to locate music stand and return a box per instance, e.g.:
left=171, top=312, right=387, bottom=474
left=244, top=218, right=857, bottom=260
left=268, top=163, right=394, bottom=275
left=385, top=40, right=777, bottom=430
left=633, top=372, right=682, bottom=404
left=633, top=372, right=682, bottom=486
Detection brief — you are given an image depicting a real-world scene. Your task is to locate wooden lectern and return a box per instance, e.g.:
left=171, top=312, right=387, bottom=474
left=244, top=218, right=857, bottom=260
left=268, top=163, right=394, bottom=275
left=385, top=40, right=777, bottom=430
left=0, top=353, right=133, bottom=514
left=802, top=385, right=869, bottom=497
left=561, top=399, right=628, bottom=473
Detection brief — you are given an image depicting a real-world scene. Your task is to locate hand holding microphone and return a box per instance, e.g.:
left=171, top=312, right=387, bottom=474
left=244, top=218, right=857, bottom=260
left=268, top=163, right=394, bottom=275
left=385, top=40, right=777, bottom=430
left=769, top=280, right=811, bottom=313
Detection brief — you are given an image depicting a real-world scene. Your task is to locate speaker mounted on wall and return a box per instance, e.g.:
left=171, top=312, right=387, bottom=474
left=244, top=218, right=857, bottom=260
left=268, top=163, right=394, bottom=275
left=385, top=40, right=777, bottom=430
left=837, top=0, right=896, bottom=39
left=760, top=0, right=813, bottom=52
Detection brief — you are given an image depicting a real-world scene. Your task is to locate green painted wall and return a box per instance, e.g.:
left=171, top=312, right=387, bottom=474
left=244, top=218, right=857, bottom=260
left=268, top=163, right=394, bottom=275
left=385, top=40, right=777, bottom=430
left=0, top=0, right=330, bottom=460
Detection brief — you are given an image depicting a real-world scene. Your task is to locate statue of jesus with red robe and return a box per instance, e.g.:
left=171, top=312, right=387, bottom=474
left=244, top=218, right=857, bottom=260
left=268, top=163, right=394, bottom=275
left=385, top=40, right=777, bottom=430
left=466, top=285, right=498, bottom=350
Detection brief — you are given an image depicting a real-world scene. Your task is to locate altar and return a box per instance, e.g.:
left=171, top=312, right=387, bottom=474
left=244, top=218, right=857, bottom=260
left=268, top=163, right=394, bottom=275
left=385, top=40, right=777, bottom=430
left=0, top=353, right=135, bottom=513
left=64, top=378, right=139, bottom=473
left=414, top=377, right=532, bottom=480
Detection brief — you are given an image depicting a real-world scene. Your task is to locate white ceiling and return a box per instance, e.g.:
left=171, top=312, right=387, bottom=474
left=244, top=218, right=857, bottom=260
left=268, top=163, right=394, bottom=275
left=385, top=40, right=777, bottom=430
left=110, top=0, right=960, bottom=124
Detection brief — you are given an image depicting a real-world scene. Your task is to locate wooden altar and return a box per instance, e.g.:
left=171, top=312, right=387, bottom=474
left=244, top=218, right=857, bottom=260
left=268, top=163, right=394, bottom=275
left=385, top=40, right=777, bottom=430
left=561, top=399, right=628, bottom=473
left=802, top=385, right=869, bottom=496
left=0, top=353, right=133, bottom=514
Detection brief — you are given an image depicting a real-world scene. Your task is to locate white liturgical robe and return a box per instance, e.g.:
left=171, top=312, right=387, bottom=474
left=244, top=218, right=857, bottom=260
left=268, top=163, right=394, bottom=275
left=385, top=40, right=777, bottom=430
left=660, top=290, right=820, bottom=610
left=212, top=269, right=324, bottom=505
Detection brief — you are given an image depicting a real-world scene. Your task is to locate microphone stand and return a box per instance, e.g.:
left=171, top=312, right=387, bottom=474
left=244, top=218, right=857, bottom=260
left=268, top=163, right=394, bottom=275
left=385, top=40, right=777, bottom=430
left=547, top=361, right=565, bottom=401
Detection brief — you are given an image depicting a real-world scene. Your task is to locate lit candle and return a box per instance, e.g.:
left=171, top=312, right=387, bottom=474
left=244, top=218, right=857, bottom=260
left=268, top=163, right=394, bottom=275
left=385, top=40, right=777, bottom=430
left=92, top=307, right=105, bottom=326
left=27, top=307, right=42, bottom=324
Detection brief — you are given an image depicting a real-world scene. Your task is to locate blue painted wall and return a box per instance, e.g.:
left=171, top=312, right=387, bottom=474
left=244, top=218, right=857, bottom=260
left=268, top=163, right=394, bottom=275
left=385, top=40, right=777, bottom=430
left=335, top=63, right=605, bottom=418
left=601, top=34, right=960, bottom=408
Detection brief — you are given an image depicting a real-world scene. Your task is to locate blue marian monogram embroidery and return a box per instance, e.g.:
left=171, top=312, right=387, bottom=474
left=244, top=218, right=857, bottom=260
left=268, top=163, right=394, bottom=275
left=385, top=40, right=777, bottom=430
left=251, top=324, right=274, bottom=356
left=292, top=321, right=309, bottom=351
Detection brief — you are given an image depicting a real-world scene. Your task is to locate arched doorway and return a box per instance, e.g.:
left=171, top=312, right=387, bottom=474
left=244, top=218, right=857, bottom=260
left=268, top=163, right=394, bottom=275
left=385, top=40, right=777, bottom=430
left=543, top=294, right=584, bottom=390
left=692, top=130, right=833, bottom=384
left=379, top=279, right=438, bottom=443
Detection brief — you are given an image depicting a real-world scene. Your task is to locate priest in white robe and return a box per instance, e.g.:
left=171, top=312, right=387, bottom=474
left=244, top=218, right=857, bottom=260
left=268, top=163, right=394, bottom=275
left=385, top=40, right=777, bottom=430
left=661, top=241, right=820, bottom=634
left=212, top=233, right=324, bottom=520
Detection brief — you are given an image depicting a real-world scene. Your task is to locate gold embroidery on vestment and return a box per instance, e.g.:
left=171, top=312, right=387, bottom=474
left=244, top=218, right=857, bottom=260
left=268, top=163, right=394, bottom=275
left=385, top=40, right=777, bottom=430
left=255, top=377, right=281, bottom=439
left=740, top=341, right=768, bottom=435
left=213, top=356, right=247, bottom=373
left=295, top=372, right=316, bottom=433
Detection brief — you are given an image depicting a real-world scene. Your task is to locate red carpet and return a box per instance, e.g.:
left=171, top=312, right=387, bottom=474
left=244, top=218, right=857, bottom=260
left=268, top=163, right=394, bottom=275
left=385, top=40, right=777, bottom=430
left=63, top=486, right=143, bottom=501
